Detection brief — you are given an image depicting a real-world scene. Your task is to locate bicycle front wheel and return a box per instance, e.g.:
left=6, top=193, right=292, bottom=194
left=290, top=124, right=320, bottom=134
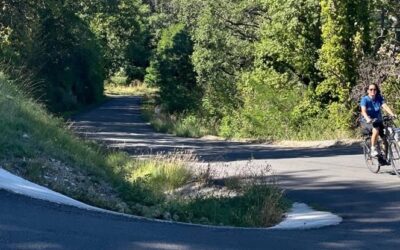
left=363, top=143, right=380, bottom=173
left=389, top=142, right=400, bottom=176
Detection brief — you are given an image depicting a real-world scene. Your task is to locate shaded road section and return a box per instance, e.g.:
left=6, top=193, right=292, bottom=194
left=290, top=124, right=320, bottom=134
left=71, top=96, right=361, bottom=161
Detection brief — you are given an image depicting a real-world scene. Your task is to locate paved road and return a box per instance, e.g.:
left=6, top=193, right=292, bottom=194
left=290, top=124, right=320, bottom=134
left=2, top=96, right=400, bottom=250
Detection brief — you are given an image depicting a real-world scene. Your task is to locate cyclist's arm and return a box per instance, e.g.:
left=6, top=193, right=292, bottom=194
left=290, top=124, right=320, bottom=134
left=382, top=103, right=396, bottom=117
left=361, top=106, right=372, bottom=123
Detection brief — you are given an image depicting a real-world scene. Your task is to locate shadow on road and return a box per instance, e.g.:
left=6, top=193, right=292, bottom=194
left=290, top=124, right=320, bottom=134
left=70, top=96, right=362, bottom=162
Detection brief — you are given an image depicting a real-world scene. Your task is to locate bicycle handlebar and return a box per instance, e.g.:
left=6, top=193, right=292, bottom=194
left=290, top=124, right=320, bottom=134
left=383, top=115, right=397, bottom=121
left=368, top=116, right=397, bottom=123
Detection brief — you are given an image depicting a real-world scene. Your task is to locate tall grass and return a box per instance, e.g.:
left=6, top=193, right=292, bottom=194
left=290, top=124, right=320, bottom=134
left=129, top=156, right=193, bottom=191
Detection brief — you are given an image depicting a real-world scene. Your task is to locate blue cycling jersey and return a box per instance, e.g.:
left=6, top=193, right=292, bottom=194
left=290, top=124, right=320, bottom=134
left=360, top=95, right=385, bottom=121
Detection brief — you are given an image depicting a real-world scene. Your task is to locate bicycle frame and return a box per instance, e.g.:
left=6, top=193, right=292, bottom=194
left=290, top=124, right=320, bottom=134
left=362, top=116, right=400, bottom=175
left=382, top=116, right=400, bottom=176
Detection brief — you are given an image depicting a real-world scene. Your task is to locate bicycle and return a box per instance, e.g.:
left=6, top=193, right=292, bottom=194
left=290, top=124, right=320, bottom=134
left=361, top=116, right=400, bottom=176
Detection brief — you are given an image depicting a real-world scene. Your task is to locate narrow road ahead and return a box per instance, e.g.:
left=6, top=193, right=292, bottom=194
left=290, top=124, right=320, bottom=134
left=2, top=96, right=400, bottom=250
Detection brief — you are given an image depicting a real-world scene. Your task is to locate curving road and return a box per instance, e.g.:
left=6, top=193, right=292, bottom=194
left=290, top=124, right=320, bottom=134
left=1, top=96, right=400, bottom=250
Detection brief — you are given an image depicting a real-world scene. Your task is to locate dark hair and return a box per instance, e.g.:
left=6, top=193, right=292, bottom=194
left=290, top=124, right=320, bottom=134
left=365, top=83, right=381, bottom=96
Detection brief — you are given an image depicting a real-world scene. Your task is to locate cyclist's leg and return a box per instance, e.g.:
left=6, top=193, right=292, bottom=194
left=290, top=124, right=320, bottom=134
left=371, top=127, right=379, bottom=148
left=360, top=121, right=376, bottom=154
left=371, top=120, right=384, bottom=149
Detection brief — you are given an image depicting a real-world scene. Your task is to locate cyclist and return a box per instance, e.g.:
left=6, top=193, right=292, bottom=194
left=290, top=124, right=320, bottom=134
left=360, top=83, right=396, bottom=157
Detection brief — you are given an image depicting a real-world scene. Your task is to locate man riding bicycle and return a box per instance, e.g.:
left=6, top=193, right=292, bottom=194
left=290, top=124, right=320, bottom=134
left=360, top=83, right=397, bottom=157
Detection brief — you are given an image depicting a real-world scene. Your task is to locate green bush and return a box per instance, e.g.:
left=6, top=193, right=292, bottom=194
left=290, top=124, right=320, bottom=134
left=218, top=67, right=353, bottom=140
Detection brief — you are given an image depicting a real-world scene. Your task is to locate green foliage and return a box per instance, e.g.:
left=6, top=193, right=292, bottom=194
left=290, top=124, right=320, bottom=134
left=219, top=67, right=300, bottom=139
left=0, top=0, right=42, bottom=62
left=3, top=0, right=397, bottom=140
left=217, top=67, right=352, bottom=140
left=0, top=73, right=103, bottom=175
left=190, top=0, right=263, bottom=118
left=87, top=0, right=151, bottom=81
left=105, top=82, right=158, bottom=96
left=256, top=0, right=322, bottom=88
left=174, top=114, right=206, bottom=137
left=33, top=10, right=105, bottom=111
left=145, top=23, right=201, bottom=112
left=0, top=0, right=153, bottom=112
left=143, top=0, right=382, bottom=140
left=381, top=77, right=400, bottom=114
left=0, top=0, right=106, bottom=112
left=316, top=0, right=371, bottom=104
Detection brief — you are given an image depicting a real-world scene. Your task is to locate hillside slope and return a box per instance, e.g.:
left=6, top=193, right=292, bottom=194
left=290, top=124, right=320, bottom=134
left=0, top=73, right=128, bottom=211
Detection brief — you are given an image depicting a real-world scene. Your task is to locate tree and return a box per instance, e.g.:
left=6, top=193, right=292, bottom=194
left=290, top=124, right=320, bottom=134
left=256, top=0, right=322, bottom=88
left=85, top=0, right=151, bottom=81
left=0, top=0, right=105, bottom=111
left=0, top=0, right=46, bottom=63
left=145, top=23, right=200, bottom=112
left=189, top=0, right=266, bottom=118
left=316, top=0, right=371, bottom=104
left=30, top=4, right=105, bottom=111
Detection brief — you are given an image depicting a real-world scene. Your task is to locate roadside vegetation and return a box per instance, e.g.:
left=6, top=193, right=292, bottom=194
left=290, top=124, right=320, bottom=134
left=2, top=1, right=400, bottom=141
left=105, top=81, right=158, bottom=97
left=142, top=0, right=400, bottom=141
left=141, top=96, right=355, bottom=140
left=0, top=74, right=288, bottom=227
left=142, top=102, right=216, bottom=138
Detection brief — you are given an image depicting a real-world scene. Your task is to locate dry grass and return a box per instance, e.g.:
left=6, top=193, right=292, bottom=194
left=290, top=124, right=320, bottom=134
left=104, top=81, right=158, bottom=96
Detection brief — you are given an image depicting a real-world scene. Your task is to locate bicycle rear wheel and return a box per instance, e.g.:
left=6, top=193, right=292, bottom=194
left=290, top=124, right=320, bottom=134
left=363, top=143, right=380, bottom=173
left=389, top=142, right=400, bottom=176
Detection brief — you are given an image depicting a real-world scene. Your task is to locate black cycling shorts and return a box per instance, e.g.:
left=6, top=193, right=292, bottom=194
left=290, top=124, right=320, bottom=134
left=360, top=120, right=385, bottom=137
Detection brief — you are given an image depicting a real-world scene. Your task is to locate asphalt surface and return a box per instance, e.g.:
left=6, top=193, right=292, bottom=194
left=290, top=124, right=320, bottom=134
left=1, top=96, right=400, bottom=250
